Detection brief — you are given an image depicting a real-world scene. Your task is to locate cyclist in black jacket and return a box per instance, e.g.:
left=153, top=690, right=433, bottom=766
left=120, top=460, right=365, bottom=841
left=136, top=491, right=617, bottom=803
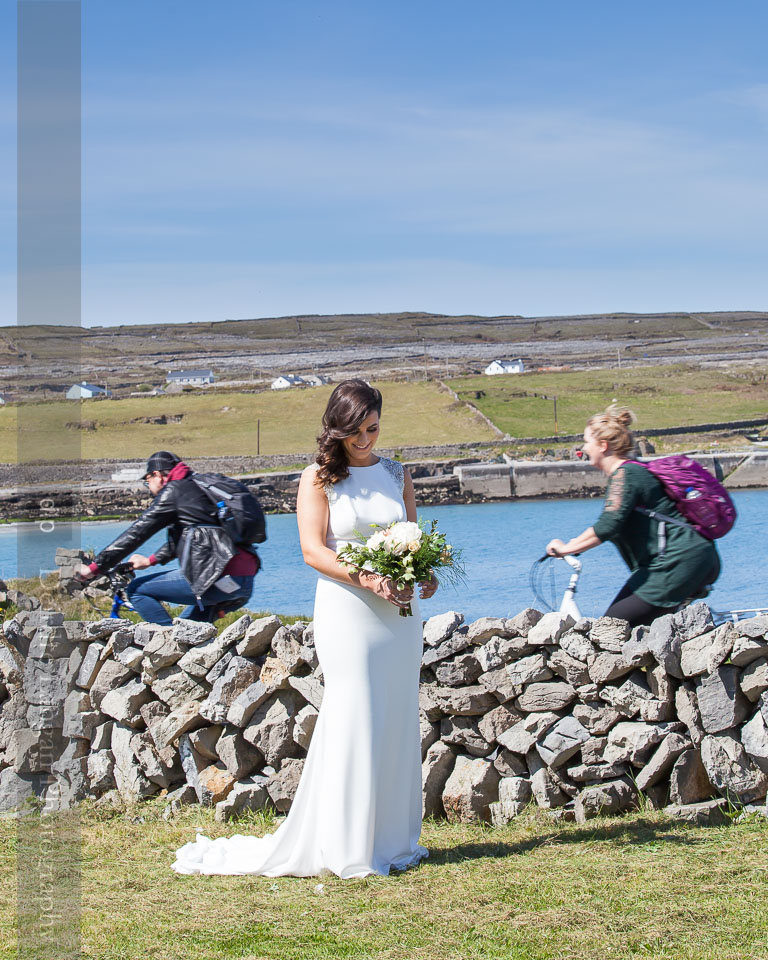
left=76, top=451, right=259, bottom=625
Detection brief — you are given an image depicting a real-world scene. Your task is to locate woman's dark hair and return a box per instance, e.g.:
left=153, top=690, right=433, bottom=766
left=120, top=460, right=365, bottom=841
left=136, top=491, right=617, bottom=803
left=315, top=379, right=383, bottom=486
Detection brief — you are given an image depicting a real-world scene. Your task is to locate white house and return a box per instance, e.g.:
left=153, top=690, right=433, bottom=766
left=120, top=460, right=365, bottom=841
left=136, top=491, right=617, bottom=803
left=166, top=369, right=215, bottom=386
left=271, top=375, right=306, bottom=390
left=484, top=359, right=525, bottom=376
left=66, top=382, right=112, bottom=399
left=302, top=374, right=331, bottom=386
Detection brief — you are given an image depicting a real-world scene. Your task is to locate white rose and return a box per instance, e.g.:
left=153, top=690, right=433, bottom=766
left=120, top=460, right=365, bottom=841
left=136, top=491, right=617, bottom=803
left=388, top=521, right=422, bottom=548
left=367, top=531, right=386, bottom=550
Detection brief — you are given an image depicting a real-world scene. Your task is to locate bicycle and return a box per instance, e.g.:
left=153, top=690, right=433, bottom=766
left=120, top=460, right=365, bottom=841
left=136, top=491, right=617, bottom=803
left=529, top=554, right=768, bottom=626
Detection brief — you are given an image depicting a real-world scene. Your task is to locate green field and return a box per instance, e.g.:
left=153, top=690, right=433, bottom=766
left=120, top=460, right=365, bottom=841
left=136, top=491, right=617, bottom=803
left=2, top=805, right=767, bottom=960
left=1, top=381, right=496, bottom=461
left=449, top=364, right=768, bottom=441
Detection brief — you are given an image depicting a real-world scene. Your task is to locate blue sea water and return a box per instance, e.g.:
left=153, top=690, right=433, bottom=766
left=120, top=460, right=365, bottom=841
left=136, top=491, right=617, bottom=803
left=4, top=491, right=767, bottom=621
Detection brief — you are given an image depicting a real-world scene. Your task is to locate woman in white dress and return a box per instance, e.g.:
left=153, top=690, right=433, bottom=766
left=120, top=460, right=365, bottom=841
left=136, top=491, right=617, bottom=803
left=172, top=379, right=436, bottom=878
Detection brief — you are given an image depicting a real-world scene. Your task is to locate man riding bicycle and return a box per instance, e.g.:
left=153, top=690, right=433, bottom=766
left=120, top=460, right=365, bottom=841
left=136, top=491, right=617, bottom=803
left=77, top=451, right=260, bottom=625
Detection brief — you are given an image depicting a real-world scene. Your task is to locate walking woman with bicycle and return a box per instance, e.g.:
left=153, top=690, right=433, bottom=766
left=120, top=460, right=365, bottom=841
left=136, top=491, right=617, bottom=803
left=545, top=406, right=721, bottom=628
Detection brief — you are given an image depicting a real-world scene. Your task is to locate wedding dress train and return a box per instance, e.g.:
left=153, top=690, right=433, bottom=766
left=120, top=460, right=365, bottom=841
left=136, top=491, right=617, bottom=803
left=172, top=458, right=427, bottom=878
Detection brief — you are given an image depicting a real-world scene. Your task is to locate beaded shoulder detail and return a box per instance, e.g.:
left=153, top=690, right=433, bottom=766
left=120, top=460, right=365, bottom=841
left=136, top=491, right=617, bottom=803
left=379, top=457, right=404, bottom=494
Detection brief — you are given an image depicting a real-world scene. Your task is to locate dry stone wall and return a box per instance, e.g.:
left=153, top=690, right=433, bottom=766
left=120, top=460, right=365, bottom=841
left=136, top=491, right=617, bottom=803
left=2, top=603, right=768, bottom=826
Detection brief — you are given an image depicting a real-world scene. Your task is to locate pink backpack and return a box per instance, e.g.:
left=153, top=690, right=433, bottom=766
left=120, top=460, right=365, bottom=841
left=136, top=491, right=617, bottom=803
left=632, top=455, right=736, bottom=540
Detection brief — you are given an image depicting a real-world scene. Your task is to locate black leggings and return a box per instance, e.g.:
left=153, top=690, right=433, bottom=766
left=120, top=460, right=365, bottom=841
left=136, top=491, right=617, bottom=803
left=604, top=586, right=671, bottom=629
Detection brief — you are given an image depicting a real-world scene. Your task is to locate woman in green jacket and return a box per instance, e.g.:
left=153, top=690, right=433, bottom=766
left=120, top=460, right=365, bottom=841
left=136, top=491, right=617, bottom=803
left=546, top=406, right=720, bottom=628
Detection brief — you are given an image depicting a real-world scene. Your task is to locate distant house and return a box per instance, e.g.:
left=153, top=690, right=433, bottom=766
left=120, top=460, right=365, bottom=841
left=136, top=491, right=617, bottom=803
left=271, top=375, right=306, bottom=390
left=302, top=374, right=331, bottom=387
left=166, top=369, right=215, bottom=386
left=0, top=394, right=6, bottom=405
left=66, top=381, right=112, bottom=399
left=484, top=359, right=525, bottom=376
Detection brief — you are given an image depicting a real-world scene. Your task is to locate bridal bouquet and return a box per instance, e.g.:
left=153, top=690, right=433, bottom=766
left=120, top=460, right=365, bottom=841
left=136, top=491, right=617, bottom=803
left=337, top=519, right=464, bottom=617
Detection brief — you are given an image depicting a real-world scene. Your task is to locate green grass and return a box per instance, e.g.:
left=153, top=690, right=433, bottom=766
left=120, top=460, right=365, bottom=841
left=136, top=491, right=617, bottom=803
left=449, top=364, right=768, bottom=442
left=1, top=805, right=767, bottom=959
left=1, top=381, right=496, bottom=461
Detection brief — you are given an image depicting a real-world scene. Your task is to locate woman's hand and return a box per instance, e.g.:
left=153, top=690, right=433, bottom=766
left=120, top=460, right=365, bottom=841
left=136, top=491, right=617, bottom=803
left=419, top=573, right=438, bottom=599
left=359, top=572, right=413, bottom=609
left=129, top=553, right=151, bottom=570
left=546, top=539, right=568, bottom=557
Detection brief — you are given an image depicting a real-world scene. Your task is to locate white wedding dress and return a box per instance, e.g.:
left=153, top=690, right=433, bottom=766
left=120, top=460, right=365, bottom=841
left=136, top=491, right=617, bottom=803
left=172, top=457, right=428, bottom=878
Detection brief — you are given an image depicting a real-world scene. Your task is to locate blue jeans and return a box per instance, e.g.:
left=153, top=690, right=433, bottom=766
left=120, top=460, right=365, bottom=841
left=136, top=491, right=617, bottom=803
left=125, top=567, right=254, bottom=626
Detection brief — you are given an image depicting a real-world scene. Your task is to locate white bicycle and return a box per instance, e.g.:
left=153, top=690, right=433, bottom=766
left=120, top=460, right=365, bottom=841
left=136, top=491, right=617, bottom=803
left=529, top=554, right=768, bottom=625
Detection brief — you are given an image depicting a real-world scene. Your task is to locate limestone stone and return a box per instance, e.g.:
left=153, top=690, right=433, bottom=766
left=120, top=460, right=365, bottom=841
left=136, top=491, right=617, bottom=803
left=177, top=631, right=238, bottom=679
left=490, top=776, right=531, bottom=824
left=142, top=632, right=188, bottom=671
left=536, top=715, right=590, bottom=768
left=27, top=701, right=63, bottom=730
left=90, top=721, right=113, bottom=751
left=526, top=612, right=575, bottom=646
left=674, top=602, right=715, bottom=641
left=589, top=652, right=635, bottom=685
left=442, top=755, right=499, bottom=823
left=149, top=665, right=209, bottom=709
left=638, top=700, right=675, bottom=722
left=603, top=721, right=680, bottom=766
left=418, top=685, right=443, bottom=722
left=423, top=611, right=464, bottom=648
left=432, top=685, right=498, bottom=716
left=133, top=623, right=171, bottom=648
left=496, top=711, right=559, bottom=754
left=680, top=624, right=734, bottom=678
left=217, top=613, right=252, bottom=645
left=580, top=736, right=607, bottom=765
left=599, top=672, right=655, bottom=717
left=634, top=733, right=689, bottom=790
left=549, top=649, right=591, bottom=687
left=621, top=630, right=655, bottom=668
left=741, top=659, right=768, bottom=703
left=23, top=657, right=70, bottom=706
left=558, top=630, right=597, bottom=664
left=87, top=750, right=115, bottom=794
left=675, top=681, right=705, bottom=746
left=235, top=615, right=282, bottom=656
left=199, top=656, right=261, bottom=724
left=668, top=748, right=714, bottom=805
left=131, top=730, right=183, bottom=788
left=84, top=618, right=125, bottom=641
left=506, top=653, right=552, bottom=688
left=440, top=716, right=493, bottom=757
left=100, top=679, right=152, bottom=727
left=188, top=724, right=223, bottom=761
left=197, top=763, right=237, bottom=805
left=574, top=779, right=635, bottom=822
left=475, top=636, right=506, bottom=673
left=568, top=761, right=630, bottom=782
left=216, top=724, right=264, bottom=778
left=504, top=608, right=543, bottom=637
left=178, top=733, right=208, bottom=798
left=63, top=708, right=102, bottom=740
left=242, top=690, right=302, bottom=766
left=527, top=749, right=567, bottom=808
left=696, top=666, right=750, bottom=733
left=731, top=635, right=768, bottom=667
left=115, top=646, right=144, bottom=673
left=435, top=653, right=483, bottom=687
left=258, top=656, right=292, bottom=690
left=12, top=728, right=66, bottom=774
left=590, top=617, right=631, bottom=652
left=205, top=650, right=235, bottom=685
left=663, top=798, right=728, bottom=825
left=572, top=702, right=623, bottom=736
left=294, top=704, right=319, bottom=751
left=477, top=704, right=521, bottom=744
left=646, top=613, right=683, bottom=679
left=700, top=732, right=768, bottom=803
left=227, top=680, right=277, bottom=728
left=477, top=667, right=518, bottom=703
left=422, top=741, right=456, bottom=818
left=163, top=783, right=198, bottom=820
left=76, top=641, right=106, bottom=689
left=741, top=710, right=768, bottom=772
left=89, top=660, right=133, bottom=711
left=465, top=617, right=508, bottom=643
left=111, top=723, right=157, bottom=800
left=493, top=748, right=528, bottom=778
left=215, top=775, right=271, bottom=821
left=171, top=618, right=217, bottom=646
left=266, top=758, right=305, bottom=811
left=733, top=614, right=768, bottom=639
left=27, top=626, right=73, bottom=660
left=149, top=702, right=205, bottom=751
left=514, top=681, right=576, bottom=713
left=421, top=629, right=473, bottom=668
left=271, top=627, right=306, bottom=672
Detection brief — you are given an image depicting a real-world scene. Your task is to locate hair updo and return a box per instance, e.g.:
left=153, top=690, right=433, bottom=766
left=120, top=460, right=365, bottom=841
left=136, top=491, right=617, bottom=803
left=586, top=404, right=637, bottom=458
left=315, top=379, right=383, bottom=486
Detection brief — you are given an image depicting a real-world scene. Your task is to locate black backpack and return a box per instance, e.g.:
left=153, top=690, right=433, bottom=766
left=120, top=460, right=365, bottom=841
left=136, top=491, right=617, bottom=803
left=191, top=472, right=267, bottom=545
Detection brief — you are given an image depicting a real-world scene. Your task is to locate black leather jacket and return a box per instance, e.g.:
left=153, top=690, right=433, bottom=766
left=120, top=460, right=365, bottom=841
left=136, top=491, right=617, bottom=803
left=93, top=475, right=241, bottom=600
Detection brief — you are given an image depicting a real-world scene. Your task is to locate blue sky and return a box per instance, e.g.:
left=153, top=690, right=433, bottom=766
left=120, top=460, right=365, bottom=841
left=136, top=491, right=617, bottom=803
left=2, top=0, right=768, bottom=326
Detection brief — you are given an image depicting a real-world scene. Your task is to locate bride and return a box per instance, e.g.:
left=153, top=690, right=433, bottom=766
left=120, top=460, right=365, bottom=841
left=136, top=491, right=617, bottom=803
left=172, top=379, right=436, bottom=878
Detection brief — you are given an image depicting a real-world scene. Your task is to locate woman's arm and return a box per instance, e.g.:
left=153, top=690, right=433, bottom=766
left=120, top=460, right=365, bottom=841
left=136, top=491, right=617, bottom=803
left=403, top=468, right=438, bottom=599
left=296, top=467, right=411, bottom=607
left=546, top=527, right=602, bottom=557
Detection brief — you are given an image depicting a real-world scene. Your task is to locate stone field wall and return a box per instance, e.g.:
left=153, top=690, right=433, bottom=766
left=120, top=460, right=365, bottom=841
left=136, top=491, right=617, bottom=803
left=2, top=603, right=768, bottom=826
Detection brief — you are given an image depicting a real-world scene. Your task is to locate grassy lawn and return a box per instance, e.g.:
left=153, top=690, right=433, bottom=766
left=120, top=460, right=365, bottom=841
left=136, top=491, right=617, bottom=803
left=449, top=364, right=768, bottom=441
left=0, top=382, right=495, bottom=461
left=2, top=804, right=767, bottom=960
